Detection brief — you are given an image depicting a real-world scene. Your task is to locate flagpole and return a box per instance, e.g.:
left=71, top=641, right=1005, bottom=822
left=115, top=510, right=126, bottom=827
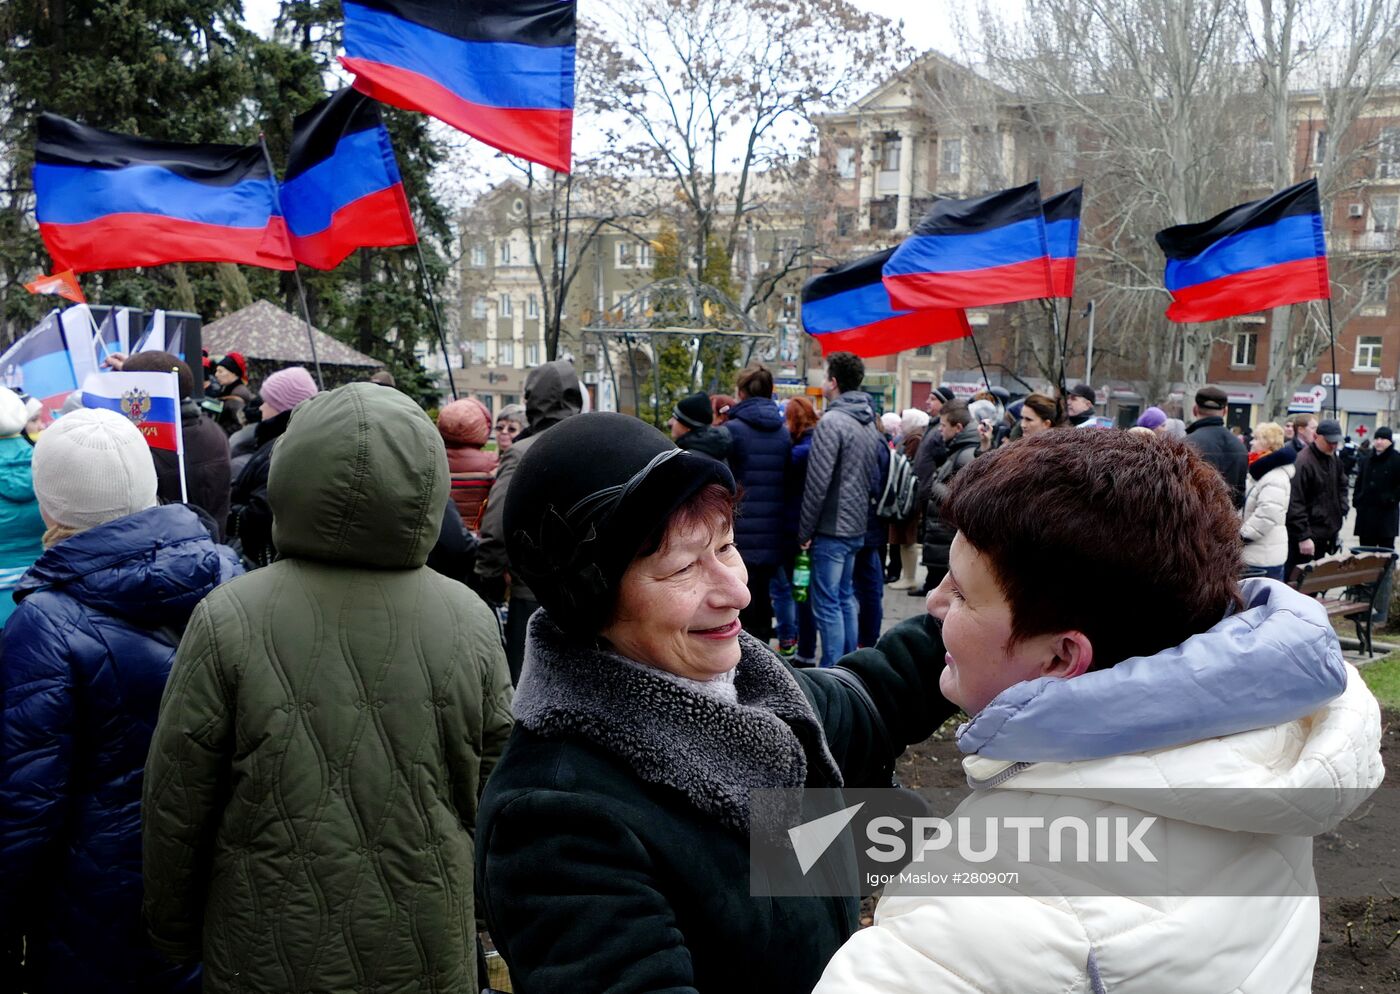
left=170, top=369, right=189, bottom=504
left=1326, top=297, right=1339, bottom=417
left=258, top=135, right=325, bottom=391
left=967, top=329, right=993, bottom=393
left=1057, top=297, right=1075, bottom=397
left=410, top=237, right=459, bottom=401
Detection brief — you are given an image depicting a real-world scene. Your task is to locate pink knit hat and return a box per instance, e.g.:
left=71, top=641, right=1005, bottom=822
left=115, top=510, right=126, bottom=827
left=437, top=397, right=492, bottom=448
left=260, top=366, right=319, bottom=414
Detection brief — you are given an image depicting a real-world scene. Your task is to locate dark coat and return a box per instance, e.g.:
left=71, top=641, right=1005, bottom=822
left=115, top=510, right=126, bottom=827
left=911, top=417, right=946, bottom=510
left=726, top=397, right=792, bottom=566
left=676, top=423, right=733, bottom=460
left=1185, top=416, right=1247, bottom=508
left=0, top=504, right=240, bottom=994
left=921, top=426, right=980, bottom=569
left=1354, top=445, right=1400, bottom=542
left=477, top=610, right=952, bottom=994
left=1287, top=441, right=1350, bottom=549
left=151, top=399, right=231, bottom=540
left=780, top=427, right=815, bottom=564
left=226, top=409, right=292, bottom=568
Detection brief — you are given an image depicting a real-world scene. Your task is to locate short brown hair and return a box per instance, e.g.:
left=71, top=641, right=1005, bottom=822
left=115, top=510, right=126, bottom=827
left=123, top=350, right=193, bottom=399
left=1291, top=413, right=1316, bottom=431
left=736, top=365, right=774, bottom=399
left=944, top=430, right=1243, bottom=670
left=636, top=483, right=737, bottom=560
left=942, top=401, right=972, bottom=429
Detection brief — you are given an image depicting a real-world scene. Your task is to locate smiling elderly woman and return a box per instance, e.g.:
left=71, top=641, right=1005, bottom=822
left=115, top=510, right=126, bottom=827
left=476, top=412, right=953, bottom=994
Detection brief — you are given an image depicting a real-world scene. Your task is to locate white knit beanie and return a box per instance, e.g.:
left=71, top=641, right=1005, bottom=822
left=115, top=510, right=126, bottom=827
left=900, top=408, right=929, bottom=437
left=0, top=387, right=26, bottom=437
left=32, top=408, right=158, bottom=529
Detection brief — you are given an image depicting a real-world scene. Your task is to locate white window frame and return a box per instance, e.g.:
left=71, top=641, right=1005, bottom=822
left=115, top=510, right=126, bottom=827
left=941, top=138, right=962, bottom=177
left=1312, top=130, right=1328, bottom=165
left=525, top=341, right=541, bottom=367
left=497, top=340, right=515, bottom=365
left=880, top=137, right=900, bottom=172
left=1231, top=330, right=1258, bottom=368
left=498, top=240, right=512, bottom=265
left=471, top=296, right=488, bottom=319
left=526, top=293, right=539, bottom=318
left=1356, top=334, right=1384, bottom=371
left=498, top=293, right=513, bottom=317
left=781, top=293, right=798, bottom=321
left=470, top=243, right=487, bottom=267
left=637, top=241, right=654, bottom=269
left=1379, top=126, right=1400, bottom=180
left=616, top=240, right=638, bottom=269
left=835, top=146, right=856, bottom=179
left=1372, top=194, right=1400, bottom=232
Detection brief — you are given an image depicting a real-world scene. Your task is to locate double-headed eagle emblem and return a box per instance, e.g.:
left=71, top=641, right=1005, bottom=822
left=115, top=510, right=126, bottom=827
left=120, top=387, right=151, bottom=425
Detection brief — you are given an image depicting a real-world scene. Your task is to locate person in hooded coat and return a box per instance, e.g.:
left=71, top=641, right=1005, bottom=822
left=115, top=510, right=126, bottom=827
left=1355, top=425, right=1400, bottom=549
left=0, top=408, right=241, bottom=994
left=437, top=397, right=499, bottom=533
left=142, top=384, right=513, bottom=994
left=919, top=401, right=979, bottom=592
left=725, top=366, right=791, bottom=643
left=477, top=359, right=585, bottom=683
left=815, top=430, right=1380, bottom=994
left=0, top=386, right=45, bottom=625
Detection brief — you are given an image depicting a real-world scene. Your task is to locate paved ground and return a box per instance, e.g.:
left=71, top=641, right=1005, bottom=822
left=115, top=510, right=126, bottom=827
left=878, top=566, right=932, bottom=636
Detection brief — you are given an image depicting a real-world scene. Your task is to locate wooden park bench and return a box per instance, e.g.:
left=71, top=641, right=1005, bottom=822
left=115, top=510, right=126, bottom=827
left=1288, top=552, right=1396, bottom=657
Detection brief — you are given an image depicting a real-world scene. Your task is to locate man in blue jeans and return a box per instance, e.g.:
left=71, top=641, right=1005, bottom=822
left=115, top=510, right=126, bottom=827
left=798, top=352, right=885, bottom=666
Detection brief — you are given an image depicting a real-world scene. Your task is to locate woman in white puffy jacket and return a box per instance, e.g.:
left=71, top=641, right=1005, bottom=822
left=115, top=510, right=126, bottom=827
left=815, top=430, right=1382, bottom=994
left=1241, top=421, right=1298, bottom=580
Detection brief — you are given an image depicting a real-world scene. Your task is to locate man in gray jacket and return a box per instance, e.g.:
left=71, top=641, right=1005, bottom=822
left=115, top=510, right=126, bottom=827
left=477, top=359, right=584, bottom=682
left=799, top=351, right=885, bottom=667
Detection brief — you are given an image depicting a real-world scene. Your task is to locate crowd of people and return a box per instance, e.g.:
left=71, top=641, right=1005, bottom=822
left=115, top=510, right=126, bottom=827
left=0, top=345, right=1386, bottom=994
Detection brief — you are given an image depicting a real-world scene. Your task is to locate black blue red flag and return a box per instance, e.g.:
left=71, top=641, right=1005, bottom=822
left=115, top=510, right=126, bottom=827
left=33, top=113, right=294, bottom=273
left=882, top=182, right=1054, bottom=310
left=803, top=248, right=972, bottom=359
left=1156, top=178, right=1330, bottom=322
left=1043, top=186, right=1082, bottom=299
left=341, top=0, right=575, bottom=173
left=282, top=89, right=418, bottom=270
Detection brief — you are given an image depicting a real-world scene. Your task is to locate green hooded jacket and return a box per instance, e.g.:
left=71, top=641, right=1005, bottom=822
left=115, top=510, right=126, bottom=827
left=143, top=383, right=514, bottom=993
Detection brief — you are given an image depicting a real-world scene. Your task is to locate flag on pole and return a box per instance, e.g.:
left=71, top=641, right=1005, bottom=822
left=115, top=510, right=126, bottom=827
left=882, top=182, right=1054, bottom=310
left=34, top=113, right=295, bottom=273
left=340, top=0, right=576, bottom=172
left=1155, top=178, right=1330, bottom=323
left=803, top=248, right=972, bottom=359
left=80, top=370, right=183, bottom=454
left=1043, top=186, right=1083, bottom=299
left=282, top=88, right=418, bottom=269
left=24, top=269, right=86, bottom=304
left=0, top=311, right=78, bottom=414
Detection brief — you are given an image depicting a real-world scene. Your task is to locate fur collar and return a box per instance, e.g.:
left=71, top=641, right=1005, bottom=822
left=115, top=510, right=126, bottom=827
left=1249, top=444, right=1297, bottom=480
left=514, top=610, right=842, bottom=834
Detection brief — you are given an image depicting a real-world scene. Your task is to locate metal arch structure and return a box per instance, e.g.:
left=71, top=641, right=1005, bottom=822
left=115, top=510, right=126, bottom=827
left=580, top=276, right=779, bottom=423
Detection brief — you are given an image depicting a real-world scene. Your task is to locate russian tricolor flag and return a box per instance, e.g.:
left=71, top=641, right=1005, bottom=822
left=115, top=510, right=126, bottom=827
left=803, top=248, right=972, bottom=359
left=282, top=89, right=418, bottom=270
left=1156, top=178, right=1330, bottom=323
left=1044, top=186, right=1082, bottom=299
left=34, top=114, right=295, bottom=273
left=882, top=183, right=1054, bottom=311
left=341, top=0, right=575, bottom=173
left=80, top=370, right=183, bottom=454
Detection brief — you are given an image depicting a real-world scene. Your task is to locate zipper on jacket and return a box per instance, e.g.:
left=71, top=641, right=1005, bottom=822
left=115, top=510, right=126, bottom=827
left=965, top=761, right=1034, bottom=790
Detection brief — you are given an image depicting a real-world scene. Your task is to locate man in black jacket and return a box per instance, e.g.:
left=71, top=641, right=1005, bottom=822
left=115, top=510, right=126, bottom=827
left=1065, top=383, right=1097, bottom=426
left=1286, top=417, right=1349, bottom=579
left=1184, top=385, right=1247, bottom=508
left=1356, top=426, right=1400, bottom=548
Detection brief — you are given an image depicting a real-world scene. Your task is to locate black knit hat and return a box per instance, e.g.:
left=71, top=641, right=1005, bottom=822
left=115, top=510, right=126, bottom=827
left=672, top=391, right=713, bottom=429
left=503, top=412, right=736, bottom=635
left=1069, top=383, right=1096, bottom=404
left=931, top=386, right=956, bottom=405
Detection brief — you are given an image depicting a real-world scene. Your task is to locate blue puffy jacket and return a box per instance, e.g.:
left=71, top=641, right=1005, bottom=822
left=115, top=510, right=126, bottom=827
left=0, top=504, right=241, bottom=994
left=725, top=396, right=791, bottom=566
left=0, top=435, right=45, bottom=627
